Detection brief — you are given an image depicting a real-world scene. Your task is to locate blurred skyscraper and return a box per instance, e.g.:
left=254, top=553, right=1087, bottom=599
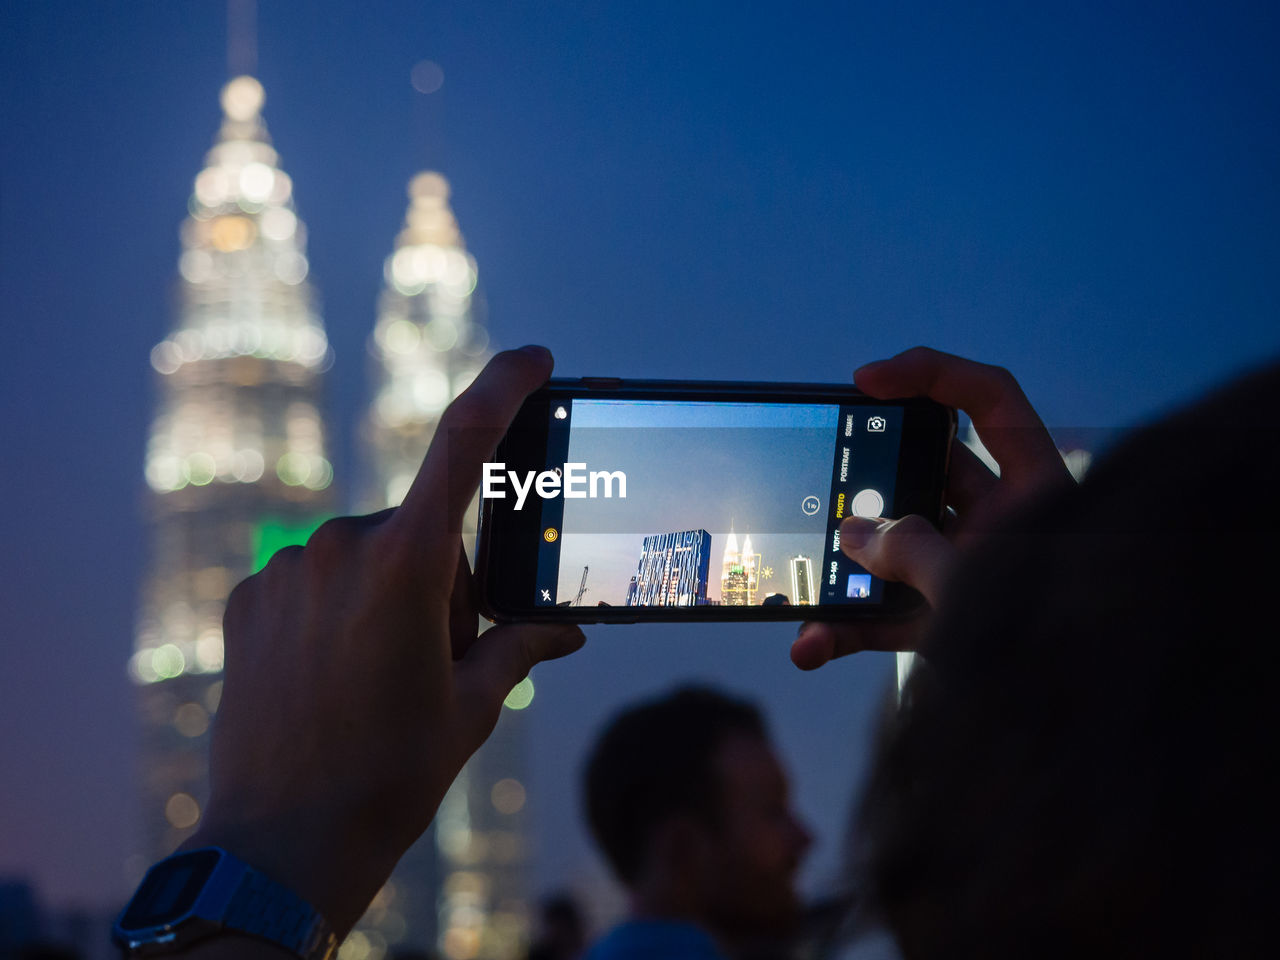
left=360, top=172, right=490, bottom=511
left=133, top=75, right=334, bottom=861
left=356, top=173, right=532, bottom=960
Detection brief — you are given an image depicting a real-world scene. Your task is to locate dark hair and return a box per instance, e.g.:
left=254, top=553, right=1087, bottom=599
left=583, top=685, right=767, bottom=886
left=857, top=360, right=1280, bottom=958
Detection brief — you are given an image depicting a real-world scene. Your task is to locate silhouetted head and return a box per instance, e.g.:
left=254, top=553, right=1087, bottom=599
left=527, top=892, right=587, bottom=960
left=858, top=360, right=1280, bottom=958
left=584, top=685, right=812, bottom=942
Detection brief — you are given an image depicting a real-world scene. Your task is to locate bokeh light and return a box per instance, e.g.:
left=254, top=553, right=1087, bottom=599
left=151, top=644, right=186, bottom=680
left=220, top=75, right=265, bottom=121
left=503, top=677, right=535, bottom=711
left=490, top=778, right=526, bottom=815
left=410, top=60, right=444, bottom=95
left=173, top=702, right=210, bottom=738
left=164, top=793, right=200, bottom=829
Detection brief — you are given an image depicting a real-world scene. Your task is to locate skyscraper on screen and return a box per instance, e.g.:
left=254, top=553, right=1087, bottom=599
left=358, top=173, right=532, bottom=960
left=790, top=555, right=815, bottom=605
left=133, top=75, right=334, bottom=861
left=626, top=530, right=713, bottom=606
left=720, top=526, right=760, bottom=605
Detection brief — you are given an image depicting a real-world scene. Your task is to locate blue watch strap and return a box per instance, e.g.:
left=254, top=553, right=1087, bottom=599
left=221, top=865, right=338, bottom=960
left=114, top=847, right=338, bottom=959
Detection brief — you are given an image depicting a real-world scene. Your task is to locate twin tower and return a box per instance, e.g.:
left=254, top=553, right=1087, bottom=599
left=133, top=76, right=522, bottom=960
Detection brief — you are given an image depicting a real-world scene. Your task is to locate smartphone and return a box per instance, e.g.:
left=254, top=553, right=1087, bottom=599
left=476, top=378, right=955, bottom=622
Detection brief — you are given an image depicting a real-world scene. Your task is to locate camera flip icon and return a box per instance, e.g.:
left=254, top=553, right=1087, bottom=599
left=866, top=415, right=886, bottom=433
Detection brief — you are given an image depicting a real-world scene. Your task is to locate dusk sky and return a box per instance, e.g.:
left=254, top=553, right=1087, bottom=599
left=3, top=0, right=1279, bottom=933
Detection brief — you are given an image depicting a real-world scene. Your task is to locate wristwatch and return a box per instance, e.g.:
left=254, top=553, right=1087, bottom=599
left=113, top=846, right=338, bottom=958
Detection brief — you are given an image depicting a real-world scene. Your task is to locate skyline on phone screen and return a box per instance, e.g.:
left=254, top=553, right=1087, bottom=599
left=536, top=398, right=901, bottom=608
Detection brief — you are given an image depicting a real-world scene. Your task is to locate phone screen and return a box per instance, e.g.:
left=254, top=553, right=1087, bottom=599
left=517, top=397, right=906, bottom=610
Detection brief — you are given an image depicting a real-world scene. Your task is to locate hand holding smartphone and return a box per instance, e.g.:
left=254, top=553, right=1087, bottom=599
left=791, top=347, right=1077, bottom=666
left=477, top=377, right=956, bottom=622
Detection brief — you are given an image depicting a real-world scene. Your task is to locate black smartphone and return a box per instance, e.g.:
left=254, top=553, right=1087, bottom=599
left=476, top=378, right=956, bottom=622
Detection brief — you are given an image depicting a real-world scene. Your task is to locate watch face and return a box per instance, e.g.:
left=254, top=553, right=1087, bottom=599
left=119, top=849, right=222, bottom=931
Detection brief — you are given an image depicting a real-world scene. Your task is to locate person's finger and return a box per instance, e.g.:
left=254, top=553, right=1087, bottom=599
left=839, top=515, right=955, bottom=607
left=790, top=622, right=835, bottom=669
left=454, top=623, right=587, bottom=739
left=789, top=514, right=950, bottom=670
left=395, top=346, right=554, bottom=545
left=449, top=540, right=479, bottom=661
left=854, top=346, right=1067, bottom=490
left=790, top=618, right=923, bottom=669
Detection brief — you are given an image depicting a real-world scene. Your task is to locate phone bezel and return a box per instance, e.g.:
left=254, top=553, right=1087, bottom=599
left=476, top=378, right=956, bottom=623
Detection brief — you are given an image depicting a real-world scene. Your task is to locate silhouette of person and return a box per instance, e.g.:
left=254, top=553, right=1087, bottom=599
left=526, top=893, right=587, bottom=960
left=581, top=686, right=812, bottom=960
left=797, top=349, right=1280, bottom=958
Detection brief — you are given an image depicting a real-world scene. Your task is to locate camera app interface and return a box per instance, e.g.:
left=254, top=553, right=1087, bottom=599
left=529, top=398, right=903, bottom=609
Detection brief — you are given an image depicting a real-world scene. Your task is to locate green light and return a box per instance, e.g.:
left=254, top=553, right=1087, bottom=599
left=186, top=453, right=216, bottom=486
left=276, top=452, right=310, bottom=486
left=252, top=516, right=330, bottom=573
left=152, top=644, right=186, bottom=680
left=305, top=457, right=333, bottom=491
left=504, top=676, right=535, bottom=711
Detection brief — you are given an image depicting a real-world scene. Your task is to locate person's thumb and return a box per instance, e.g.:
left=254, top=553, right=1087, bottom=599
left=839, top=515, right=955, bottom=608
left=454, top=623, right=586, bottom=743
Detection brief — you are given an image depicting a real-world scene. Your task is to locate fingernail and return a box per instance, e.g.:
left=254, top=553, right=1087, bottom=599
left=853, top=359, right=884, bottom=379
left=840, top=516, right=878, bottom=551
left=518, top=344, right=550, bottom=358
